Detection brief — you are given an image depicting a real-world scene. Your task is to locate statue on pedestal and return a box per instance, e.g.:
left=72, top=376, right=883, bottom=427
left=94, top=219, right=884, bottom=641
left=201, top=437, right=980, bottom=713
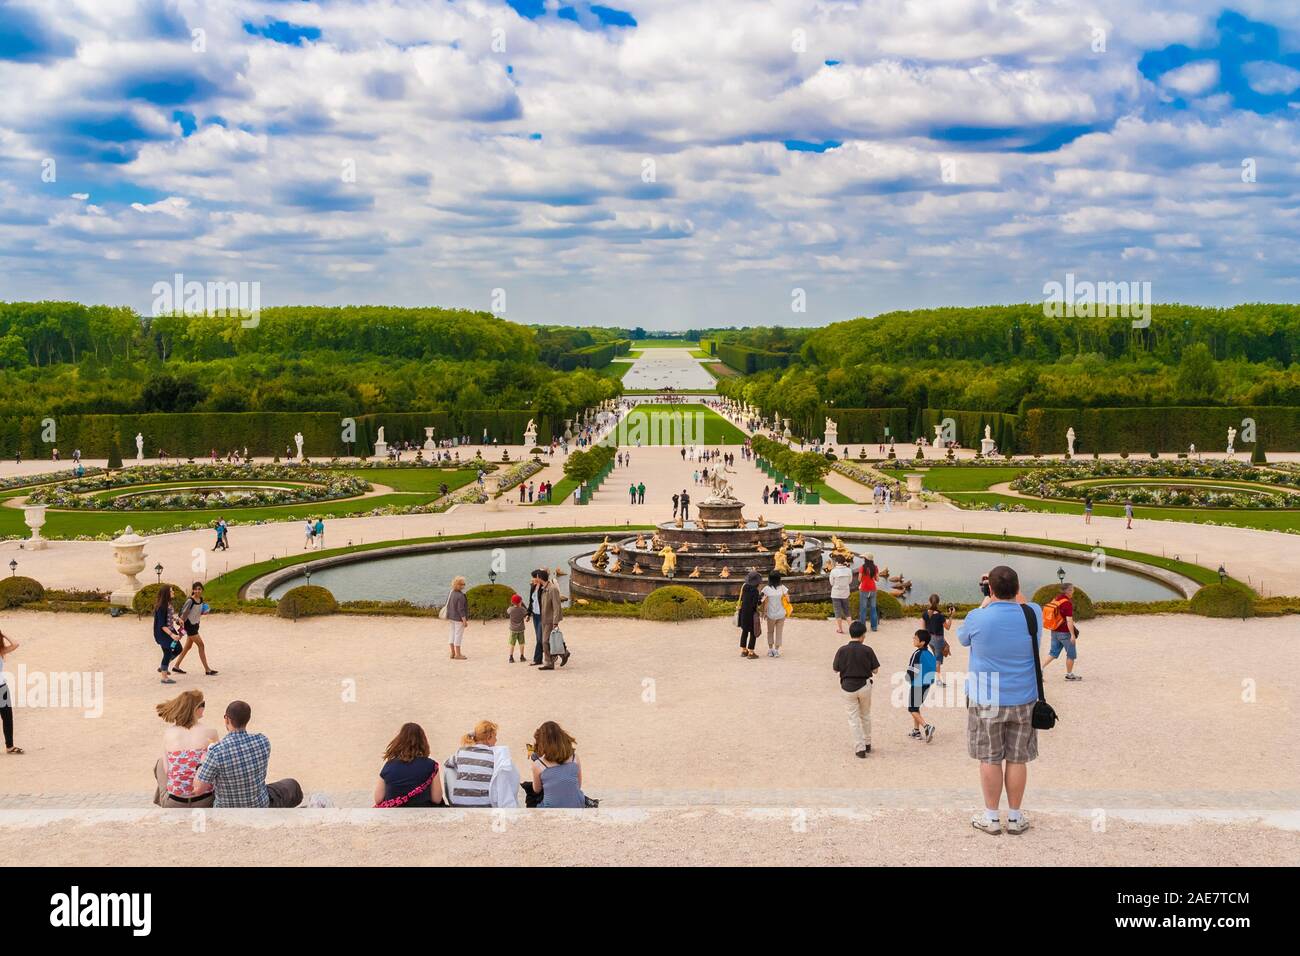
left=659, top=545, right=677, bottom=577
left=1226, top=427, right=1236, bottom=456
left=135, top=433, right=144, bottom=462
left=773, top=547, right=791, bottom=574
left=1066, top=427, right=1076, bottom=458
left=294, top=432, right=304, bottom=460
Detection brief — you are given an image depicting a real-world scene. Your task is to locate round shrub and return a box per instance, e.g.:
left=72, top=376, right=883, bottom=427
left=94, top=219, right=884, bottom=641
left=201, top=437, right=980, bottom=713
left=0, top=575, right=45, bottom=609
left=277, top=584, right=338, bottom=620
left=848, top=590, right=904, bottom=620
left=133, top=582, right=185, bottom=616
left=1189, top=583, right=1255, bottom=619
left=1031, top=584, right=1096, bottom=620
left=641, top=585, right=711, bottom=622
left=465, top=583, right=517, bottom=620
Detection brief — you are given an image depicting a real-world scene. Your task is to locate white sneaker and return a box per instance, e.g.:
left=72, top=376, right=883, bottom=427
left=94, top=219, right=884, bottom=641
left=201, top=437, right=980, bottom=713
left=971, top=812, right=1001, bottom=835
left=1005, top=812, right=1030, bottom=835
left=772, top=649, right=781, bottom=658
left=767, top=648, right=775, bottom=657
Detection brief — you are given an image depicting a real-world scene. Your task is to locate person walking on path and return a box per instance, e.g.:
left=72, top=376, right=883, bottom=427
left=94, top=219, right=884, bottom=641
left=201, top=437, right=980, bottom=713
left=212, top=518, right=228, bottom=551
left=526, top=570, right=547, bottom=665
left=672, top=492, right=680, bottom=518
left=637, top=481, right=645, bottom=504
left=303, top=518, right=315, bottom=550
left=1041, top=582, right=1081, bottom=681
left=736, top=571, right=763, bottom=659
left=0, top=631, right=23, bottom=754
left=1083, top=495, right=1093, bottom=524
left=957, top=565, right=1042, bottom=836
left=172, top=582, right=218, bottom=677
left=921, top=594, right=952, bottom=684
left=445, top=576, right=469, bottom=660
left=536, top=569, right=568, bottom=670
left=629, top=482, right=637, bottom=505
left=833, top=621, right=880, bottom=758
left=857, top=555, right=879, bottom=631
left=1124, top=498, right=1134, bottom=529
left=760, top=571, right=790, bottom=657
left=680, top=490, right=691, bottom=521
left=153, top=586, right=183, bottom=684
left=313, top=517, right=325, bottom=550
left=906, top=629, right=938, bottom=743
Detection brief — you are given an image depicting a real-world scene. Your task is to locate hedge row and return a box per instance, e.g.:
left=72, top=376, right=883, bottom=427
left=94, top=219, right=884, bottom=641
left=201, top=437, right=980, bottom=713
left=557, top=342, right=618, bottom=371
left=717, top=343, right=791, bottom=374
left=0, top=410, right=552, bottom=459
left=1020, top=406, right=1300, bottom=454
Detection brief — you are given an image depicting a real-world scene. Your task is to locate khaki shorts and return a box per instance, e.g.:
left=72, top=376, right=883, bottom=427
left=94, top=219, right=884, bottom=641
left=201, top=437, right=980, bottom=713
left=966, top=702, right=1038, bottom=764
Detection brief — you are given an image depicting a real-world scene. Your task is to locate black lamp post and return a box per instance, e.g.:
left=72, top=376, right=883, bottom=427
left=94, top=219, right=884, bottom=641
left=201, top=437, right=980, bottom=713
left=1057, top=566, right=1066, bottom=584
left=488, top=568, right=498, bottom=586
left=304, top=568, right=312, bottom=586
left=8, top=559, right=16, bottom=577
left=154, top=563, right=163, bottom=584
left=1218, top=565, right=1227, bottom=584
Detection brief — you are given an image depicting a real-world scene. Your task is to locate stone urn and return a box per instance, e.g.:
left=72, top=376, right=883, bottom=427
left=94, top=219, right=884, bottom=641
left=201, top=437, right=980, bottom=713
left=423, top=427, right=435, bottom=453
left=23, top=504, right=47, bottom=550
left=904, top=473, right=926, bottom=511
left=110, top=526, right=148, bottom=607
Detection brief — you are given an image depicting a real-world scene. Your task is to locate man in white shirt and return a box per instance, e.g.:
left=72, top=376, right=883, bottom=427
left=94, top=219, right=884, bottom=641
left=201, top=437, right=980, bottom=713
left=828, top=555, right=853, bottom=634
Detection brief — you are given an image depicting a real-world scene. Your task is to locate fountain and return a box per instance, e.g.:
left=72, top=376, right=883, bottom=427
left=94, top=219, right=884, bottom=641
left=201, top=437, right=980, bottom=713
left=568, top=478, right=835, bottom=602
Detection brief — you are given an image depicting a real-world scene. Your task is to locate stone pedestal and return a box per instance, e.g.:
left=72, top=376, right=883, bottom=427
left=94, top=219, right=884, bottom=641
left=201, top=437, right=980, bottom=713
left=373, top=440, right=389, bottom=460
left=110, top=527, right=148, bottom=607
left=824, top=425, right=838, bottom=450
left=905, top=473, right=926, bottom=510
left=523, top=425, right=538, bottom=449
left=23, top=505, right=47, bottom=550
left=980, top=437, right=997, bottom=456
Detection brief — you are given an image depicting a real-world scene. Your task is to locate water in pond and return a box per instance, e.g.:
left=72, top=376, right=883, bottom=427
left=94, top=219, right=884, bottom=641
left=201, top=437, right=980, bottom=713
left=267, top=538, right=1182, bottom=604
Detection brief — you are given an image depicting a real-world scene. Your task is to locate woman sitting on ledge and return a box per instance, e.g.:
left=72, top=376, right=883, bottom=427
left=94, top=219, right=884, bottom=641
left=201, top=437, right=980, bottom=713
left=525, top=721, right=589, bottom=808
left=444, top=720, right=520, bottom=807
left=374, top=722, right=444, bottom=808
left=153, top=690, right=219, bottom=808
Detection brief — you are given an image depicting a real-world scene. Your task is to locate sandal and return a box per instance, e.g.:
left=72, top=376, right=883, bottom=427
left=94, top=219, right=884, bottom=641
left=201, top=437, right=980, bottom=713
left=6, top=747, right=24, bottom=754
left=172, top=668, right=187, bottom=675
left=160, top=677, right=176, bottom=684
left=205, top=670, right=219, bottom=676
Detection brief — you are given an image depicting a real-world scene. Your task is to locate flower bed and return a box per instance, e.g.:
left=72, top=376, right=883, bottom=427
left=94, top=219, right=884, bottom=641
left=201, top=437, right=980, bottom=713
left=492, top=459, right=546, bottom=496
left=1010, top=461, right=1300, bottom=509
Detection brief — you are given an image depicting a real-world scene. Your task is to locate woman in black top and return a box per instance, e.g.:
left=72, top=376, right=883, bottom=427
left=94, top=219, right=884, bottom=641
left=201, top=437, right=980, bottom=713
left=921, top=593, right=953, bottom=683
left=737, top=571, right=763, bottom=659
left=152, top=585, right=182, bottom=684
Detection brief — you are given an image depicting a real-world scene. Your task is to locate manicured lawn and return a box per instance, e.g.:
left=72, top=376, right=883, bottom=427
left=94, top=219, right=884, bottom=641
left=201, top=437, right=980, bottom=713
left=706, top=362, right=739, bottom=378
left=946, top=492, right=1300, bottom=532
left=612, top=404, right=747, bottom=445
left=813, top=482, right=854, bottom=504
left=883, top=467, right=1028, bottom=491
left=339, top=468, right=477, bottom=492
left=530, top=477, right=577, bottom=504
left=595, top=361, right=633, bottom=382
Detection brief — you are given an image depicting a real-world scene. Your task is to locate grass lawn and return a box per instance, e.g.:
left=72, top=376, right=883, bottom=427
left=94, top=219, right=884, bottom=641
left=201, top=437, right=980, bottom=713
left=0, top=469, right=479, bottom=539
left=613, top=404, right=747, bottom=445
left=813, top=482, right=854, bottom=504
left=595, top=361, right=633, bottom=382
left=883, top=466, right=1028, bottom=491
left=946, top=492, right=1300, bottom=533
left=706, top=362, right=739, bottom=379
left=530, top=477, right=577, bottom=504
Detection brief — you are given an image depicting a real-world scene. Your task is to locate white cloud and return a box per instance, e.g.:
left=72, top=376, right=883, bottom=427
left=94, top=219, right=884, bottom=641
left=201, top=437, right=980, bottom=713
left=1157, top=60, right=1220, bottom=97
left=1242, top=61, right=1300, bottom=96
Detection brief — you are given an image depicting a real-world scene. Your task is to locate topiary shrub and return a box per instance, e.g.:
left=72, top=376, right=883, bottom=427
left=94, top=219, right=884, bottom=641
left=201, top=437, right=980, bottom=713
left=848, top=589, right=904, bottom=620
left=106, top=439, right=123, bottom=469
left=133, top=582, right=185, bottom=616
left=1190, top=583, right=1255, bottom=619
left=641, top=585, right=711, bottom=622
left=277, top=584, right=338, bottom=620
left=1251, top=442, right=1267, bottom=465
left=1030, top=584, right=1096, bottom=620
left=0, top=575, right=45, bottom=608
left=465, top=584, right=516, bottom=620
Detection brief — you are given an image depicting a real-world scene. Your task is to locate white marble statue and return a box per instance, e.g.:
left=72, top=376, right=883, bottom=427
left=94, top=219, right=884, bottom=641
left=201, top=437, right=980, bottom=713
left=294, top=432, right=304, bottom=460
left=377, top=426, right=386, bottom=444
left=1226, top=427, right=1236, bottom=456
left=984, top=424, right=992, bottom=441
left=135, top=432, right=144, bottom=462
left=1066, top=427, right=1076, bottom=457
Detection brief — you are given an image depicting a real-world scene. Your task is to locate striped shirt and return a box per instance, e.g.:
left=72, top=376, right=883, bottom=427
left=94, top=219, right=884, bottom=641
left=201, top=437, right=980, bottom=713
left=446, top=745, right=495, bottom=806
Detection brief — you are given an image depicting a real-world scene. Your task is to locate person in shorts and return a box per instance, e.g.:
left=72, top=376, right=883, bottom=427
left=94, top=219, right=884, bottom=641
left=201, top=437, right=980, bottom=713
left=507, top=593, right=527, bottom=663
left=907, top=630, right=937, bottom=743
left=921, top=594, right=952, bottom=684
left=957, top=565, right=1042, bottom=836
left=828, top=555, right=853, bottom=634
left=1042, top=582, right=1080, bottom=681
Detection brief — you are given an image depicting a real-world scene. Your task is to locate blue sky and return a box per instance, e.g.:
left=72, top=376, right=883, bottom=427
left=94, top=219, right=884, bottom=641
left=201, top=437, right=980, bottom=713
left=2, top=0, right=1299, bottom=328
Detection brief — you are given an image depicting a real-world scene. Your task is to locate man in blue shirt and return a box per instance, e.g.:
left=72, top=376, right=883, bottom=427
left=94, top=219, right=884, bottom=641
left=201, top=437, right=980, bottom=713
left=957, top=565, right=1042, bottom=836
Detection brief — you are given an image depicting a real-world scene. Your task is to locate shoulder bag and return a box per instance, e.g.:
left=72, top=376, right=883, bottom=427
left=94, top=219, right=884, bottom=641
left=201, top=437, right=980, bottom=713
left=1021, top=604, right=1058, bottom=730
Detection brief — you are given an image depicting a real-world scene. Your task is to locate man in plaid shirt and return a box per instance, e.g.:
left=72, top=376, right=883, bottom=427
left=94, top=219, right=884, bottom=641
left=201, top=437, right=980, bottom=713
left=193, top=700, right=302, bottom=808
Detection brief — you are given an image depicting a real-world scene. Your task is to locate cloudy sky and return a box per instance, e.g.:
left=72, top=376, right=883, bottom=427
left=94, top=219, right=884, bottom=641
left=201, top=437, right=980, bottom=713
left=1, top=0, right=1299, bottom=328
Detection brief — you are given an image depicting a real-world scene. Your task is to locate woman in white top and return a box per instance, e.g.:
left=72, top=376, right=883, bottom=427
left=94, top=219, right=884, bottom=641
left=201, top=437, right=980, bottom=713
left=760, top=571, right=790, bottom=658
left=1, top=631, right=22, bottom=754
left=828, top=556, right=853, bottom=634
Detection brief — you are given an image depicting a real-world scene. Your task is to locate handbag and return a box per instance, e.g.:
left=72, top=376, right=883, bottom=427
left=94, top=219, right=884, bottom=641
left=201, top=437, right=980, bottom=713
left=374, top=772, right=436, bottom=809
left=438, top=590, right=451, bottom=620
left=1021, top=604, right=1058, bottom=730
left=548, top=628, right=567, bottom=655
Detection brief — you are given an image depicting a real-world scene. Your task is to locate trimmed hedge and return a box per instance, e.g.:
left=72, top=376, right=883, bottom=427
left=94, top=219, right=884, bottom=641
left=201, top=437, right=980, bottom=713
left=641, top=585, right=712, bottom=622
left=558, top=342, right=618, bottom=371
left=1189, top=583, right=1255, bottom=619
left=717, top=343, right=791, bottom=374
left=1021, top=406, right=1300, bottom=454
left=827, top=408, right=911, bottom=445
left=1030, top=584, right=1096, bottom=621
left=848, top=590, right=904, bottom=620
left=465, top=584, right=517, bottom=620
left=0, top=575, right=45, bottom=608
left=133, top=582, right=185, bottom=616
left=277, top=584, right=339, bottom=620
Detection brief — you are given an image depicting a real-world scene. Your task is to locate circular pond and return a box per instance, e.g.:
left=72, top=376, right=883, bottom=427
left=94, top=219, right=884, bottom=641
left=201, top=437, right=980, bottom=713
left=265, top=535, right=1185, bottom=605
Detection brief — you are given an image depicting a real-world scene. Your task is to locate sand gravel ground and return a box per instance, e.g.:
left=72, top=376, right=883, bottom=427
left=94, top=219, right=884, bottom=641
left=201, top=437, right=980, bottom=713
left=1, top=607, right=1295, bottom=865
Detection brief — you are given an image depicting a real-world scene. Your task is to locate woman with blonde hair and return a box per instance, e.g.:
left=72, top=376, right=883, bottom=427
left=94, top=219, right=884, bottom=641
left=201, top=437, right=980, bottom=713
left=444, top=719, right=520, bottom=807
left=374, top=722, right=443, bottom=807
left=154, top=689, right=219, bottom=807
left=528, top=720, right=587, bottom=808
left=445, top=576, right=469, bottom=660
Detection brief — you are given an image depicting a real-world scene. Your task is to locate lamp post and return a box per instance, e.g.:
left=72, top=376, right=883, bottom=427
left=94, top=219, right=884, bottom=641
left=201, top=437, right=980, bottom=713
left=1057, top=566, right=1066, bottom=585
left=304, top=568, right=312, bottom=586
left=154, top=563, right=164, bottom=584
left=488, top=568, right=498, bottom=586
left=8, top=559, right=16, bottom=577
left=1218, top=565, right=1227, bottom=584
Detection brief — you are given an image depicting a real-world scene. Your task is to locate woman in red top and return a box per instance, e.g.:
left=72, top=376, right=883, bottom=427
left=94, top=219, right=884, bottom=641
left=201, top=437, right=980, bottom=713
left=856, top=555, right=879, bottom=631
